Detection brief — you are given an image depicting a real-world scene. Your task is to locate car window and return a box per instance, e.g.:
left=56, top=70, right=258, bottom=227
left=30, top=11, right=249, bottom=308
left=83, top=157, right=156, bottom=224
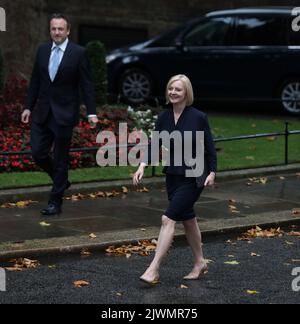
left=184, top=17, right=233, bottom=46
left=234, top=15, right=286, bottom=46
left=148, top=25, right=184, bottom=47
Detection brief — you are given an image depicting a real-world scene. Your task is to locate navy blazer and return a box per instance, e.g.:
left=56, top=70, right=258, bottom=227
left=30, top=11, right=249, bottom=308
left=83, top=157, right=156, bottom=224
left=26, top=41, right=96, bottom=126
left=148, top=106, right=217, bottom=175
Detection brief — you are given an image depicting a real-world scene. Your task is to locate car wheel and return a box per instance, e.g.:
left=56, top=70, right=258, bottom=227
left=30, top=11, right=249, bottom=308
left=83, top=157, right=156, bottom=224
left=119, top=69, right=152, bottom=105
left=280, top=80, right=300, bottom=115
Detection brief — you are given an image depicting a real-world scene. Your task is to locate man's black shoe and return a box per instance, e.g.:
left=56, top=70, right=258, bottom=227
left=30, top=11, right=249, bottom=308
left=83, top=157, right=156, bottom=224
left=41, top=204, right=62, bottom=216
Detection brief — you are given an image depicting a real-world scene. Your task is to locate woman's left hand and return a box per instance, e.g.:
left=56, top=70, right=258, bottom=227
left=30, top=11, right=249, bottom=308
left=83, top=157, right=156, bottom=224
left=204, top=172, right=216, bottom=187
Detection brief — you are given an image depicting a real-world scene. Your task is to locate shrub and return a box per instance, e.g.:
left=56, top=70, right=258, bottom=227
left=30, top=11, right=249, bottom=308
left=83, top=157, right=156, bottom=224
left=86, top=41, right=107, bottom=106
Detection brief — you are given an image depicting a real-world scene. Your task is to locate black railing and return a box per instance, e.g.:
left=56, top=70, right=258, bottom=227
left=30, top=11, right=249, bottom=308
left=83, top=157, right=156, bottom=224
left=1, top=122, right=300, bottom=176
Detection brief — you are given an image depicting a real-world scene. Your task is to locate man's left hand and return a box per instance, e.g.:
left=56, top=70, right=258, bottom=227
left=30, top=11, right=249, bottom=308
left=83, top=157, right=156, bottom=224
left=88, top=116, right=99, bottom=129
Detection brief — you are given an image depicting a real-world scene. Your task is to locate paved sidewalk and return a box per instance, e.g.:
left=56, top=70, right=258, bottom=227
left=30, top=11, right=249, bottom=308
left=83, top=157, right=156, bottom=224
left=0, top=171, right=300, bottom=258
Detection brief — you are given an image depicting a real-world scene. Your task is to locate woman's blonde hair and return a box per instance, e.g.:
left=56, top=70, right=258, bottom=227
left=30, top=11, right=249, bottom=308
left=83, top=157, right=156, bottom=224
left=166, top=74, right=194, bottom=106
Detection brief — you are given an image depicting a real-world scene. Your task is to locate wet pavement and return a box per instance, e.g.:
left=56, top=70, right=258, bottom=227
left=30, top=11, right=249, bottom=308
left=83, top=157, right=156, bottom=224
left=0, top=173, right=299, bottom=255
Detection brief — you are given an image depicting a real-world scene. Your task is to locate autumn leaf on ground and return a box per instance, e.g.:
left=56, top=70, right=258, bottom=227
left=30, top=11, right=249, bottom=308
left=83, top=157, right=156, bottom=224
left=122, top=187, right=129, bottom=194
left=224, top=261, right=240, bottom=265
left=247, top=290, right=260, bottom=295
left=6, top=258, right=40, bottom=271
left=180, top=284, right=189, bottom=289
left=136, top=187, right=149, bottom=193
left=251, top=253, right=261, bottom=257
left=74, top=280, right=90, bottom=288
left=247, top=177, right=268, bottom=185
left=285, top=241, right=295, bottom=246
left=39, top=221, right=51, bottom=227
left=1, top=200, right=38, bottom=209
left=80, top=249, right=92, bottom=257
left=239, top=227, right=284, bottom=240
left=288, top=231, right=300, bottom=237
left=266, top=136, right=277, bottom=141
left=106, top=240, right=157, bottom=257
left=89, top=233, right=97, bottom=239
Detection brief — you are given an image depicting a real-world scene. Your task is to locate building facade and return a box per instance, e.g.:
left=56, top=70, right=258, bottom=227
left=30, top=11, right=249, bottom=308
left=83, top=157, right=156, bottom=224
left=0, top=0, right=299, bottom=78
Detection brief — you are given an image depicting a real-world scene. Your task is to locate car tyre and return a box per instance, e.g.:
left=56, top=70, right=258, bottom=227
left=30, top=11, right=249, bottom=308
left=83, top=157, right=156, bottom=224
left=119, top=68, right=153, bottom=105
left=280, top=80, right=300, bottom=115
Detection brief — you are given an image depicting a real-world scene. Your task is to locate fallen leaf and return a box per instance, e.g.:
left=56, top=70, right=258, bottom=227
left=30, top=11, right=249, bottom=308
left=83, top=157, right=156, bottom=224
left=48, top=265, right=56, bottom=269
left=288, top=231, right=300, bottom=237
left=122, top=187, right=129, bottom=194
left=266, top=136, right=277, bottom=141
left=74, top=280, right=90, bottom=288
left=106, top=240, right=157, bottom=257
left=89, top=233, right=97, bottom=239
left=136, top=187, right=149, bottom=193
left=224, top=261, right=240, bottom=265
left=39, top=221, right=51, bottom=227
left=239, top=227, right=284, bottom=240
left=180, top=284, right=189, bottom=289
left=247, top=290, right=260, bottom=295
left=6, top=258, right=40, bottom=271
left=251, top=253, right=261, bottom=257
left=285, top=241, right=295, bottom=246
left=80, top=249, right=92, bottom=257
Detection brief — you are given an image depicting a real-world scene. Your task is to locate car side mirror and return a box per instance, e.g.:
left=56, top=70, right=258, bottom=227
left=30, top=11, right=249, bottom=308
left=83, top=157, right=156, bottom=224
left=175, top=41, right=187, bottom=52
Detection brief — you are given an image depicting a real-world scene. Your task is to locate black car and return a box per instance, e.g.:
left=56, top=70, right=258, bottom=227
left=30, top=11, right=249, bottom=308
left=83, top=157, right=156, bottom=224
left=106, top=7, right=300, bottom=114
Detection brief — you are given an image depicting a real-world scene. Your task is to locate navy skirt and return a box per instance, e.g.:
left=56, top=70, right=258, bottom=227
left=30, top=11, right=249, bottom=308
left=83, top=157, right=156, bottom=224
left=165, top=174, right=204, bottom=222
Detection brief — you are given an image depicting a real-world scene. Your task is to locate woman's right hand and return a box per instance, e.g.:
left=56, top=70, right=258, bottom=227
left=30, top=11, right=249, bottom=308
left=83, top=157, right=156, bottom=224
left=133, top=163, right=146, bottom=186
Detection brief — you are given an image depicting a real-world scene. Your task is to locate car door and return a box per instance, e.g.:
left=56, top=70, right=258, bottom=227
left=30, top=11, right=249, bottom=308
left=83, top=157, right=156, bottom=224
left=228, top=14, right=288, bottom=101
left=173, top=16, right=236, bottom=101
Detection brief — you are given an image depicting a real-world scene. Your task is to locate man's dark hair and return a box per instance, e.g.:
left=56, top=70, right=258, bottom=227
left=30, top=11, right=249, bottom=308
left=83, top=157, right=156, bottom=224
left=50, top=13, right=71, bottom=30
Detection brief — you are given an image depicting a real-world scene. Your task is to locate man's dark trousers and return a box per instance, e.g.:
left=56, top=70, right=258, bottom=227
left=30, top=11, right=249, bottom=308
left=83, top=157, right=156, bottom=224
left=31, top=111, right=73, bottom=206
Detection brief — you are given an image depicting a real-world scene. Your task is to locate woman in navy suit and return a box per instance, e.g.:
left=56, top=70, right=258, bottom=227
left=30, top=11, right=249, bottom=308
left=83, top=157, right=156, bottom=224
left=133, top=75, right=217, bottom=284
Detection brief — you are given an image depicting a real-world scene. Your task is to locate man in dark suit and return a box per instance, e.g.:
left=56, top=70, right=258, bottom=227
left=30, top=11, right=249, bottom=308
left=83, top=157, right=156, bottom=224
left=21, top=13, right=99, bottom=216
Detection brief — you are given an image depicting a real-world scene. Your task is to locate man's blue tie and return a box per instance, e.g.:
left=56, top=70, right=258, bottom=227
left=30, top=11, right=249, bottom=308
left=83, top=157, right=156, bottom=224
left=49, top=46, right=61, bottom=81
